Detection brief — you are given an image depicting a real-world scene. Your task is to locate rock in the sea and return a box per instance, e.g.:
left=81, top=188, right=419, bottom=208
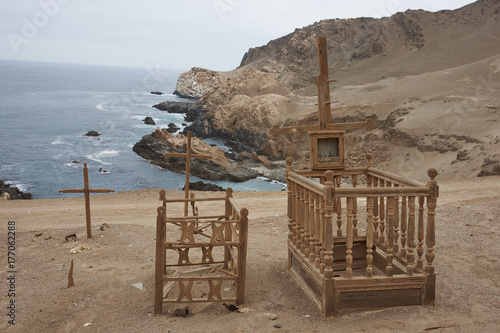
left=184, top=181, right=224, bottom=192
left=0, top=180, right=32, bottom=200
left=167, top=123, right=179, bottom=133
left=132, top=128, right=259, bottom=182
left=143, top=117, right=156, bottom=125
left=153, top=101, right=203, bottom=122
left=150, top=91, right=163, bottom=95
left=85, top=131, right=101, bottom=137
left=173, top=67, right=228, bottom=99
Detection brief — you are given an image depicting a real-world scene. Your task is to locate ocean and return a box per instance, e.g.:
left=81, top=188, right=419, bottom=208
left=0, top=60, right=285, bottom=199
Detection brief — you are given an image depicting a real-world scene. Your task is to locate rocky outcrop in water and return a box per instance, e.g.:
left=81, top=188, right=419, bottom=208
left=132, top=129, right=259, bottom=182
left=0, top=180, right=32, bottom=200
left=153, top=101, right=203, bottom=122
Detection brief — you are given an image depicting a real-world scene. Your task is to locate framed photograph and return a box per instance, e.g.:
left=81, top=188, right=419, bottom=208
left=309, top=130, right=345, bottom=170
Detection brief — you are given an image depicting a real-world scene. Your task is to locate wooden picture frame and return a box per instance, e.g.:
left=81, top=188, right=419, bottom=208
left=309, top=130, right=345, bottom=170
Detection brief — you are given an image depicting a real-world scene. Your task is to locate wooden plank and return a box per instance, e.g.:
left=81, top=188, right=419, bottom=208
left=163, top=276, right=236, bottom=282
left=163, top=298, right=237, bottom=304
left=338, top=288, right=423, bottom=309
left=163, top=197, right=226, bottom=203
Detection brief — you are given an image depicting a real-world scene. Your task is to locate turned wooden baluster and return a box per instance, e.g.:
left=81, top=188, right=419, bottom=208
left=425, top=169, right=438, bottom=305
left=352, top=174, right=358, bottom=237
left=372, top=178, right=379, bottom=240
left=393, top=185, right=400, bottom=253
left=303, top=189, right=310, bottom=256
left=416, top=196, right=425, bottom=270
left=292, top=181, right=300, bottom=246
left=315, top=192, right=323, bottom=268
left=286, top=157, right=295, bottom=242
left=406, top=196, right=416, bottom=275
left=307, top=189, right=315, bottom=260
left=378, top=178, right=386, bottom=243
left=298, top=186, right=305, bottom=251
left=320, top=193, right=327, bottom=273
left=309, top=192, right=318, bottom=263
left=400, top=196, right=408, bottom=257
left=366, top=196, right=374, bottom=278
left=323, top=171, right=335, bottom=279
left=366, top=154, right=379, bottom=240
left=346, top=197, right=354, bottom=278
left=335, top=176, right=343, bottom=236
left=385, top=196, right=394, bottom=277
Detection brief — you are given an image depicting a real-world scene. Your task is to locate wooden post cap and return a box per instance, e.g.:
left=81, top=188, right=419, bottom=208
left=286, top=156, right=294, bottom=166
left=427, top=168, right=438, bottom=180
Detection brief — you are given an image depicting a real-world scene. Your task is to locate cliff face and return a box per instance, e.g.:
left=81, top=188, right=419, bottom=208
left=165, top=0, right=500, bottom=181
left=238, top=0, right=500, bottom=93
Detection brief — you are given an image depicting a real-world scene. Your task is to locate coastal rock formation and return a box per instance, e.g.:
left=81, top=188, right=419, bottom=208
left=143, top=117, right=155, bottom=125
left=0, top=180, right=32, bottom=200
left=132, top=128, right=259, bottom=182
left=184, top=181, right=224, bottom=191
left=85, top=131, right=100, bottom=137
left=173, top=67, right=228, bottom=99
left=184, top=68, right=309, bottom=157
left=153, top=101, right=202, bottom=122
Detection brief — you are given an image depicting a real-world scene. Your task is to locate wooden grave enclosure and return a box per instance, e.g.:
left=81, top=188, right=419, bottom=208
left=154, top=187, right=248, bottom=315
left=285, top=156, right=438, bottom=317
left=271, top=37, right=439, bottom=317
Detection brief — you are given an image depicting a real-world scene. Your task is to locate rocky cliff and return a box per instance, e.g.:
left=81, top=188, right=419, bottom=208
left=154, top=0, right=500, bottom=181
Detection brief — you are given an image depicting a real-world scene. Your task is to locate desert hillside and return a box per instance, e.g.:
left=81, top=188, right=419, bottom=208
left=168, top=0, right=499, bottom=183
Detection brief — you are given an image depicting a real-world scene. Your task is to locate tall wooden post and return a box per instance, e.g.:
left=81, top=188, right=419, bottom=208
left=425, top=168, right=438, bottom=305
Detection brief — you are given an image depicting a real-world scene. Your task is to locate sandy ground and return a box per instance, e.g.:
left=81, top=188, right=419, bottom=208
left=1, top=176, right=500, bottom=332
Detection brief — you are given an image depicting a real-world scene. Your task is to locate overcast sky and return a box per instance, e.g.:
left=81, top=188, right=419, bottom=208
left=0, top=0, right=476, bottom=71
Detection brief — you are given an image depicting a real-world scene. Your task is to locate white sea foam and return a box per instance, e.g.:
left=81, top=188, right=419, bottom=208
left=96, top=103, right=109, bottom=111
left=51, top=137, right=74, bottom=146
left=85, top=150, right=119, bottom=165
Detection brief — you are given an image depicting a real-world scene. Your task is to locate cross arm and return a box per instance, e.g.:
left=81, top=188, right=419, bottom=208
left=59, top=189, right=114, bottom=193
left=269, top=118, right=376, bottom=137
left=59, top=189, right=84, bottom=193
left=164, top=152, right=212, bottom=159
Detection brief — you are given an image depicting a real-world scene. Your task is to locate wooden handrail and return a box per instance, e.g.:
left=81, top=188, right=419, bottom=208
left=334, top=186, right=430, bottom=198
left=367, top=167, right=425, bottom=187
left=288, top=171, right=324, bottom=196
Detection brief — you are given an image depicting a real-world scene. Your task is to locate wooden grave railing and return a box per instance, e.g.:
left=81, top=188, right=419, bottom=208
left=285, top=154, right=438, bottom=316
left=154, top=188, right=248, bottom=315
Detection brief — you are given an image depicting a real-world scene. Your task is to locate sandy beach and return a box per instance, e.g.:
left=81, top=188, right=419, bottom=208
left=1, top=176, right=500, bottom=332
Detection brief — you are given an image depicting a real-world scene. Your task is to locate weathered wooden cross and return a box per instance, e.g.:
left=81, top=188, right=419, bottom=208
left=164, top=131, right=212, bottom=216
left=59, top=163, right=114, bottom=238
left=269, top=37, right=376, bottom=170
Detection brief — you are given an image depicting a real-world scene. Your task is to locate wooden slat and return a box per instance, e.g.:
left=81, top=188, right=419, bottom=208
left=163, top=197, right=226, bottom=203
left=163, top=275, right=236, bottom=281
left=163, top=298, right=236, bottom=304
left=165, top=242, right=240, bottom=248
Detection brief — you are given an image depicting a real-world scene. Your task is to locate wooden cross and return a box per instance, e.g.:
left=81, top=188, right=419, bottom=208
left=269, top=36, right=376, bottom=137
left=164, top=131, right=212, bottom=216
left=59, top=163, right=114, bottom=238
